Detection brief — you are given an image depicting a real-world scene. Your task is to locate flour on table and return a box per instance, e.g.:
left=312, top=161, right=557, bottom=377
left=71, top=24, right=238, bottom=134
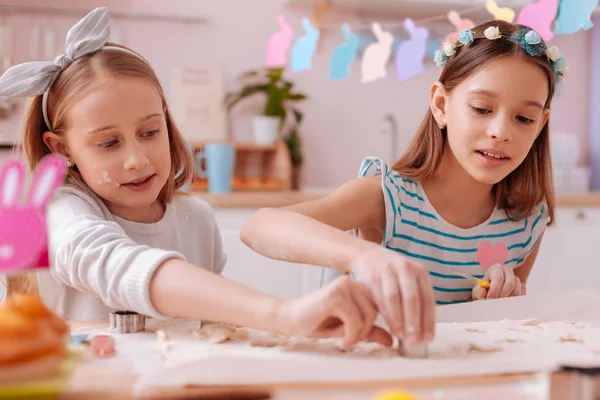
left=150, top=318, right=600, bottom=369
left=559, top=333, right=584, bottom=343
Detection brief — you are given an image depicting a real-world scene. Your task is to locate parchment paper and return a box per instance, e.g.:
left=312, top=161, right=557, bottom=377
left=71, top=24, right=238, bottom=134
left=72, top=290, right=600, bottom=391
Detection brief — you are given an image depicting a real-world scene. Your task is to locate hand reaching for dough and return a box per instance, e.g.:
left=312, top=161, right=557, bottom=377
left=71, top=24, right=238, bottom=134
left=472, top=264, right=526, bottom=300
left=348, top=246, right=436, bottom=345
left=277, top=275, right=393, bottom=348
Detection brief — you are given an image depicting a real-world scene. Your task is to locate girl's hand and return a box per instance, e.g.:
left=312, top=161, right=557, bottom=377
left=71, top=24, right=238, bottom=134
left=276, top=275, right=393, bottom=348
left=347, top=246, right=436, bottom=345
left=472, top=264, right=526, bottom=300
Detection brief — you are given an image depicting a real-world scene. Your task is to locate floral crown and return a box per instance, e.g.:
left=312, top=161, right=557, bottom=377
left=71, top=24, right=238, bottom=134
left=433, top=26, right=569, bottom=83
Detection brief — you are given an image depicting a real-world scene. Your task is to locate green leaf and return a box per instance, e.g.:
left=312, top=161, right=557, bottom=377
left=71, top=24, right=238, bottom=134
left=226, top=84, right=268, bottom=110
left=237, top=70, right=260, bottom=80
left=267, top=67, right=284, bottom=80
left=292, top=109, right=303, bottom=124
left=288, top=93, right=307, bottom=101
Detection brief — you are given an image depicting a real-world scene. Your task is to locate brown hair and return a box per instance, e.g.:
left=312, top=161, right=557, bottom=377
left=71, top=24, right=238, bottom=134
left=7, top=43, right=195, bottom=296
left=392, top=20, right=555, bottom=224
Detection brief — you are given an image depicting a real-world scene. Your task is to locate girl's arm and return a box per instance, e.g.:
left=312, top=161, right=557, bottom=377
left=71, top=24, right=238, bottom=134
left=241, top=176, right=386, bottom=271
left=240, top=177, right=436, bottom=345
left=514, top=233, right=544, bottom=285
left=150, top=259, right=392, bottom=346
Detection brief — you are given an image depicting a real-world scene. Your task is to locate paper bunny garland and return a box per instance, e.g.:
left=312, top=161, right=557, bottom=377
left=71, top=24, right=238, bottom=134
left=0, top=154, right=67, bottom=273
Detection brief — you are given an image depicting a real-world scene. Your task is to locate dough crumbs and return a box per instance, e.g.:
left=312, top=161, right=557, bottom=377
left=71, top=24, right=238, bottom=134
left=522, top=318, right=541, bottom=326
left=194, top=323, right=244, bottom=344
left=249, top=336, right=283, bottom=348
left=495, top=338, right=527, bottom=344
left=466, top=328, right=487, bottom=333
left=559, top=334, right=584, bottom=343
left=155, top=329, right=172, bottom=356
left=507, top=327, right=530, bottom=333
left=468, top=343, right=502, bottom=353
left=230, top=329, right=249, bottom=341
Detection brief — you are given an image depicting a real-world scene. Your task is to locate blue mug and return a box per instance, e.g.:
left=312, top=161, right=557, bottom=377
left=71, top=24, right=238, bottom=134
left=194, top=142, right=235, bottom=194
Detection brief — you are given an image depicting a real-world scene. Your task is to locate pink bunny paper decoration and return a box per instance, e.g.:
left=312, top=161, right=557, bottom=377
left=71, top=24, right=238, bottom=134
left=0, top=154, right=67, bottom=273
left=361, top=22, right=394, bottom=83
left=395, top=18, right=429, bottom=82
left=266, top=16, right=294, bottom=68
left=443, top=10, right=475, bottom=46
left=516, top=0, right=559, bottom=41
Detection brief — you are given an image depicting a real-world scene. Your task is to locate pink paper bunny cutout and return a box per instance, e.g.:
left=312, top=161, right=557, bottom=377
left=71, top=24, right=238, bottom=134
left=443, top=11, right=475, bottom=45
left=266, top=15, right=294, bottom=68
left=395, top=18, right=429, bottom=82
left=361, top=22, right=394, bottom=83
left=516, top=0, right=559, bottom=41
left=0, top=154, right=67, bottom=273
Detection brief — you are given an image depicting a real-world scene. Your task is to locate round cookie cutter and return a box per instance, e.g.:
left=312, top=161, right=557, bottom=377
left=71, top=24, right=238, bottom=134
left=109, top=311, right=146, bottom=333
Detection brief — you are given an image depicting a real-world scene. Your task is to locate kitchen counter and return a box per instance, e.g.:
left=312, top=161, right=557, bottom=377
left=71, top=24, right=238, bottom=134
left=192, top=190, right=600, bottom=209
left=193, top=190, right=329, bottom=209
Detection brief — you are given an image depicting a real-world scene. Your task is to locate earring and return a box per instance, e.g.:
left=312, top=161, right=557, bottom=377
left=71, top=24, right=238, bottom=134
left=67, top=160, right=73, bottom=168
left=437, top=121, right=445, bottom=129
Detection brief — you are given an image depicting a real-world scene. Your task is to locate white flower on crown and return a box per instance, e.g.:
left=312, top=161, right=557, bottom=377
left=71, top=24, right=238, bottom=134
left=558, top=66, right=570, bottom=78
left=546, top=46, right=562, bottom=61
left=443, top=41, right=457, bottom=56
left=484, top=26, right=501, bottom=40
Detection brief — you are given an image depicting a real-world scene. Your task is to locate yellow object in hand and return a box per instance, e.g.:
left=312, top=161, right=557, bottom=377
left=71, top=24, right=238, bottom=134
left=373, top=390, right=417, bottom=400
left=454, top=272, right=490, bottom=289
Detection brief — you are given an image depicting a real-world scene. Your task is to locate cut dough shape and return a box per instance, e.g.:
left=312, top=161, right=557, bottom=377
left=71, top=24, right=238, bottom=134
left=559, top=334, right=583, bottom=343
left=194, top=323, right=241, bottom=344
left=495, top=338, right=527, bottom=344
left=230, top=329, right=249, bottom=341
left=155, top=329, right=172, bottom=357
left=466, top=328, right=487, bottom=333
left=468, top=343, right=502, bottom=353
left=208, top=330, right=231, bottom=344
left=565, top=322, right=586, bottom=329
left=507, top=327, right=529, bottom=333
left=250, top=336, right=282, bottom=348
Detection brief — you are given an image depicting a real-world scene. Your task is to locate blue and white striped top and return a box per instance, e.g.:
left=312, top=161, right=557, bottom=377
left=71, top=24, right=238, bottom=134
left=359, top=157, right=549, bottom=305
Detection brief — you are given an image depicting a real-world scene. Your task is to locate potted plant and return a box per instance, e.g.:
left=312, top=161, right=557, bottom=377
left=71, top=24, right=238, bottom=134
left=225, top=67, right=307, bottom=145
left=285, top=109, right=304, bottom=190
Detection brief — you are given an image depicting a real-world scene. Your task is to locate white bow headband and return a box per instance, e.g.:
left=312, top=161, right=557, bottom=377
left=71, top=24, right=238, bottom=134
left=0, top=7, right=146, bottom=129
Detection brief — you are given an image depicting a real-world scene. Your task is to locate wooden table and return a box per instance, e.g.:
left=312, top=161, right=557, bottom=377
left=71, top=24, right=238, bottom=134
left=58, top=320, right=590, bottom=400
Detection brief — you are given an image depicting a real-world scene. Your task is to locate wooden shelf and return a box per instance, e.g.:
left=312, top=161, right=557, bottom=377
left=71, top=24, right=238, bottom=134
left=191, top=140, right=292, bottom=192
left=192, top=190, right=328, bottom=209
left=191, top=142, right=278, bottom=153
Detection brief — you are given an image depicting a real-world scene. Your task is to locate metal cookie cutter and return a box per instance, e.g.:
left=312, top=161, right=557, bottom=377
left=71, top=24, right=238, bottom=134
left=398, top=338, right=429, bottom=358
left=109, top=311, right=146, bottom=333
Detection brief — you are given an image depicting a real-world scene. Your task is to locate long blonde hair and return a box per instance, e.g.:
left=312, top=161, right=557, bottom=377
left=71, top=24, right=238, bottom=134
left=392, top=20, right=555, bottom=224
left=7, top=43, right=195, bottom=296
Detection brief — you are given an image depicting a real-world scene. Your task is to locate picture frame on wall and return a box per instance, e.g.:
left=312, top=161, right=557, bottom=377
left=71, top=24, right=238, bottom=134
left=169, top=66, right=227, bottom=143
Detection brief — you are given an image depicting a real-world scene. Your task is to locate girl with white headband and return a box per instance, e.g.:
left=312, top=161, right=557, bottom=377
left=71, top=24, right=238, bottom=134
left=0, top=8, right=393, bottom=347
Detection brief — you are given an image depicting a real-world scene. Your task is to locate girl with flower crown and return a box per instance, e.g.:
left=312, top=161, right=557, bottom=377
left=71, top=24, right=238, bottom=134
left=242, top=20, right=567, bottom=347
